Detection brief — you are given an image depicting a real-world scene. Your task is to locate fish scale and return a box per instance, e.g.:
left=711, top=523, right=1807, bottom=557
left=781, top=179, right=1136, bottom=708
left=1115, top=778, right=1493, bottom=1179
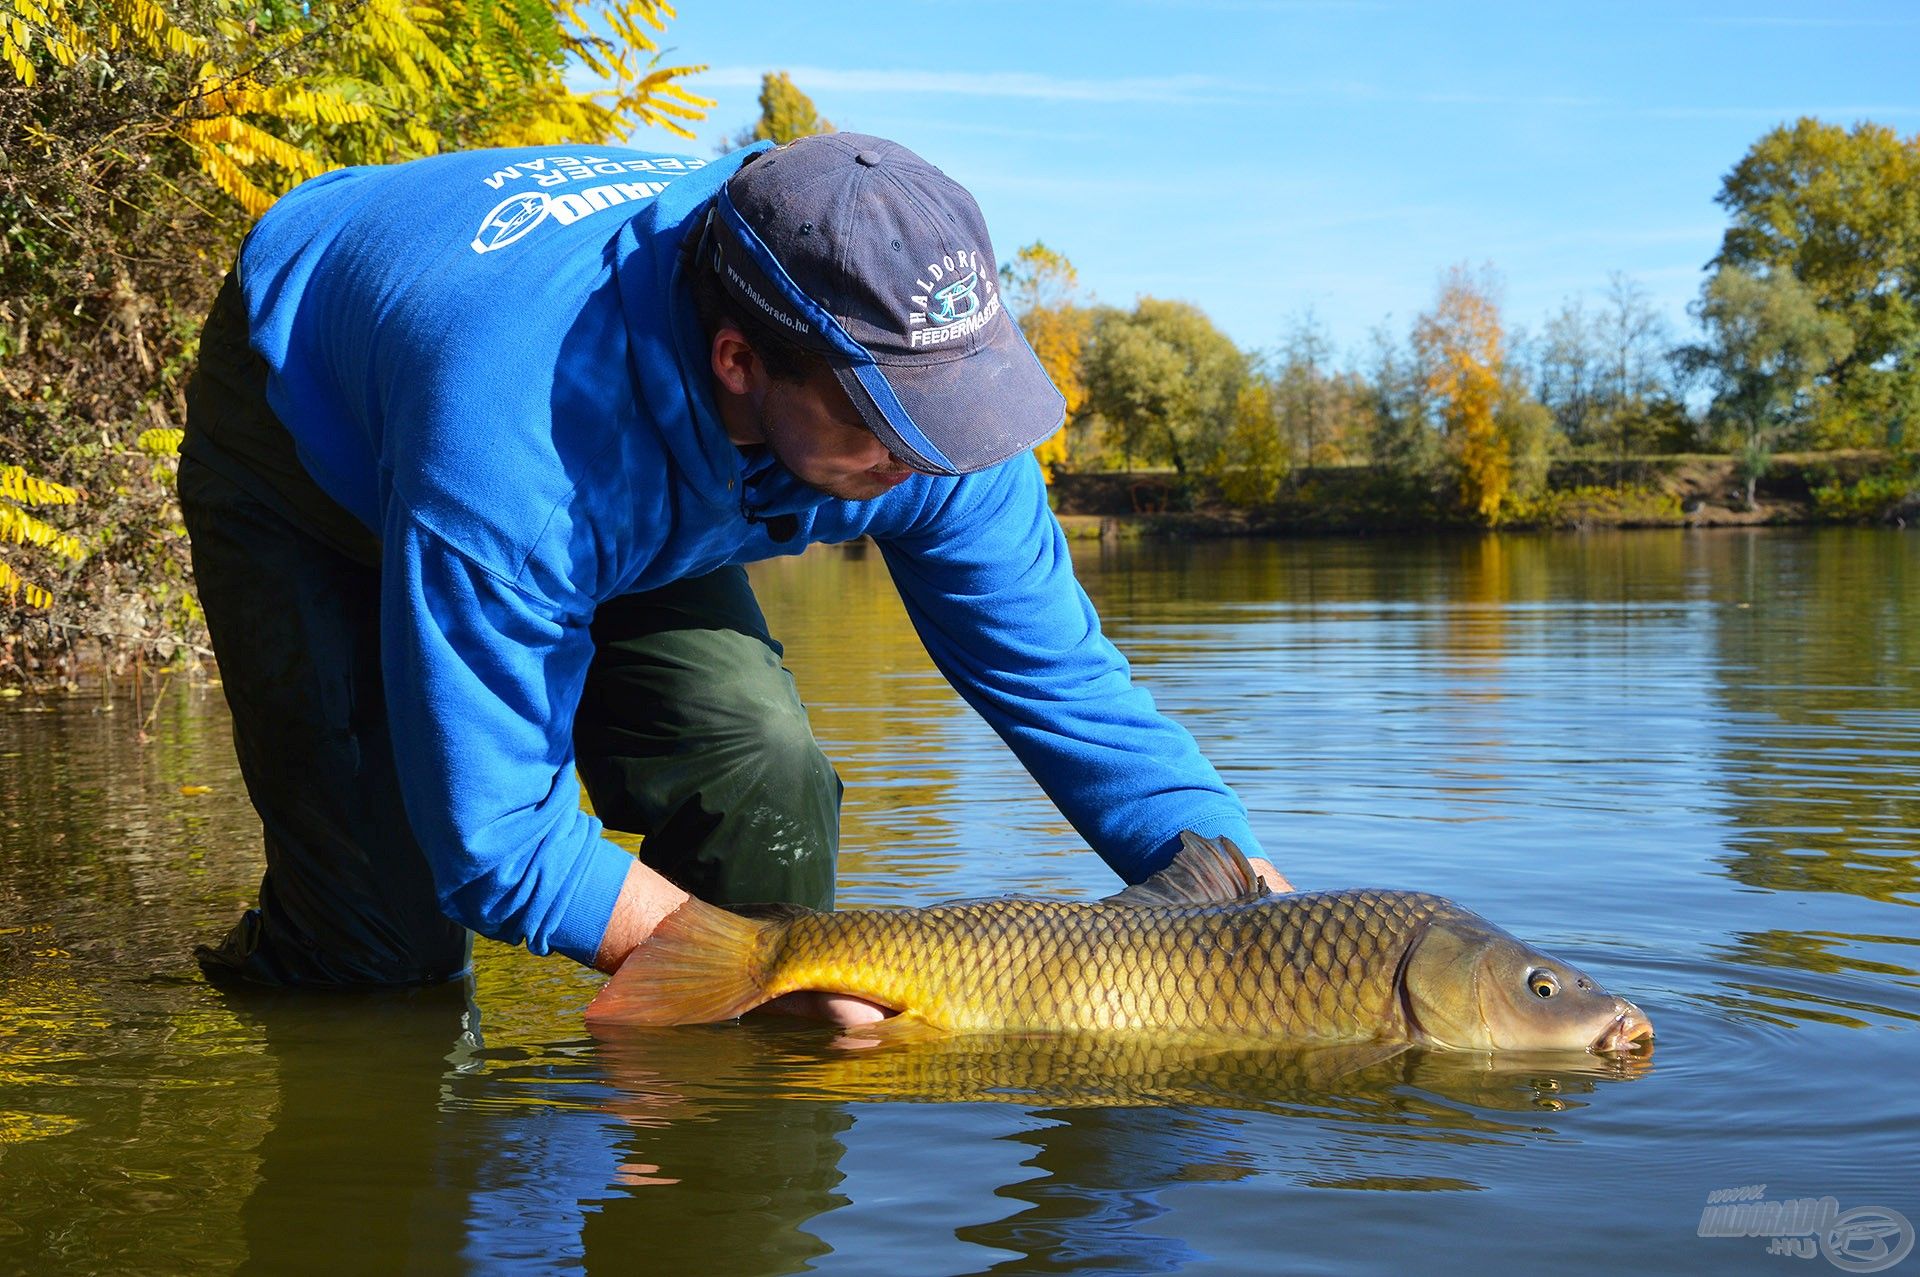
left=757, top=889, right=1458, bottom=1043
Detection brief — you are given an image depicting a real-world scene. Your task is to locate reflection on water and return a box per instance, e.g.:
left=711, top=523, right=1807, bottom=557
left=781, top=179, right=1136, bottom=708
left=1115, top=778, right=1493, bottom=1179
left=1706, top=532, right=1920, bottom=910
left=592, top=1023, right=1650, bottom=1124
left=3, top=528, right=1919, bottom=1274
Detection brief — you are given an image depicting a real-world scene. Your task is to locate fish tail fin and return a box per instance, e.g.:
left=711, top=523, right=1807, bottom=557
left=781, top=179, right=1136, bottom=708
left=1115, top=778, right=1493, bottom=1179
left=585, top=898, right=784, bottom=1026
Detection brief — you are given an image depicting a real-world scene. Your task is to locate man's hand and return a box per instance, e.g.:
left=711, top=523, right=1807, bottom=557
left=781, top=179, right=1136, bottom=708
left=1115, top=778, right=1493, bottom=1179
left=1247, top=856, right=1294, bottom=894
left=756, top=991, right=893, bottom=1026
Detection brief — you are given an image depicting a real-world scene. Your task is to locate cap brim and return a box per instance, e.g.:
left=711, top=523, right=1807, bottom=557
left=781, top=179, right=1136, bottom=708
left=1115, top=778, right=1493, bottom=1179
left=832, top=319, right=1067, bottom=476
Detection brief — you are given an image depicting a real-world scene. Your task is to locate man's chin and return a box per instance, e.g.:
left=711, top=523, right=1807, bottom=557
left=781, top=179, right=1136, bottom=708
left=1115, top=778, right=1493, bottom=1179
left=806, top=471, right=913, bottom=502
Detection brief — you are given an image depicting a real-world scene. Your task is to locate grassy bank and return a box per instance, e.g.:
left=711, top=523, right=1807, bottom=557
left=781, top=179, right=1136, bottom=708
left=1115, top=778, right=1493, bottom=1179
left=1052, top=452, right=1919, bottom=538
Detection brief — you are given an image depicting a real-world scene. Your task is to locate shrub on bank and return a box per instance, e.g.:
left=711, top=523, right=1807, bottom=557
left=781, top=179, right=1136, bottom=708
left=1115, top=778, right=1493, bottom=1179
left=1500, top=484, right=1685, bottom=529
left=1810, top=457, right=1920, bottom=523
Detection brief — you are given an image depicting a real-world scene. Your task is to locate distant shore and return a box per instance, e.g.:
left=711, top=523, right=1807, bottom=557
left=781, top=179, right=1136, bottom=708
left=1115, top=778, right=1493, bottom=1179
left=1050, top=453, right=1916, bottom=538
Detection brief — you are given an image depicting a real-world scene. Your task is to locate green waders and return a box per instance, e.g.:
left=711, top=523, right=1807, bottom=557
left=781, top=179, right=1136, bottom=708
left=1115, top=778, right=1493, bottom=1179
left=180, top=273, right=840, bottom=987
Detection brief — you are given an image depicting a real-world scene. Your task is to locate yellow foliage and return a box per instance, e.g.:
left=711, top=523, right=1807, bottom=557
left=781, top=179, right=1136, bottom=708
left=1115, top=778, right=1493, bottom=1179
left=0, top=465, right=77, bottom=506
left=1003, top=242, right=1089, bottom=483
left=2, top=0, right=187, bottom=84
left=2, top=0, right=712, bottom=217
left=0, top=503, right=86, bottom=561
left=1214, top=378, right=1288, bottom=508
left=1414, top=264, right=1510, bottom=520
left=1, top=465, right=84, bottom=609
left=0, top=559, right=53, bottom=609
left=135, top=427, right=184, bottom=456
left=1023, top=308, right=1089, bottom=482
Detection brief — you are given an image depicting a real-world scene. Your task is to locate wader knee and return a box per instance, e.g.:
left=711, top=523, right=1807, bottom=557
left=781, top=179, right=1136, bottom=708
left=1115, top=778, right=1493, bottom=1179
left=574, top=570, right=841, bottom=911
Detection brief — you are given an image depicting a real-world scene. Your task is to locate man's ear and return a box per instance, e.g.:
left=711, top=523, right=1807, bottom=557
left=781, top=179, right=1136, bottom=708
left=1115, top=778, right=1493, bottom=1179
left=710, top=325, right=760, bottom=397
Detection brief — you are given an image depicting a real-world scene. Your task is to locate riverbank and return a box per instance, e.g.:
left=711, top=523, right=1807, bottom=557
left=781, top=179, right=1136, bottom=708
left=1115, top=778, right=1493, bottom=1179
left=1050, top=452, right=1918, bottom=539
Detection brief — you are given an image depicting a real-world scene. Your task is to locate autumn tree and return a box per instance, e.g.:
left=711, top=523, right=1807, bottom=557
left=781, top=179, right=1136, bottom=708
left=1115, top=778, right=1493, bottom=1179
left=727, top=70, right=834, bottom=150
left=1081, top=299, right=1245, bottom=475
left=1714, top=118, right=1920, bottom=449
left=1211, top=358, right=1289, bottom=507
left=1000, top=242, right=1090, bottom=481
left=0, top=0, right=708, bottom=656
left=1413, top=265, right=1511, bottom=520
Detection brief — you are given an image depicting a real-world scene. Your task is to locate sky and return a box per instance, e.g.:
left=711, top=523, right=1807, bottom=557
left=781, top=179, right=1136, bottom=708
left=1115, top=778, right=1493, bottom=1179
left=620, top=0, right=1920, bottom=364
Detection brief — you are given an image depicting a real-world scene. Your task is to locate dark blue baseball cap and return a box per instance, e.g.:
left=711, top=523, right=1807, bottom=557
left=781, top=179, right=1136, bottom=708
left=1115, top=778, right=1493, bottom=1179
left=698, top=133, right=1066, bottom=476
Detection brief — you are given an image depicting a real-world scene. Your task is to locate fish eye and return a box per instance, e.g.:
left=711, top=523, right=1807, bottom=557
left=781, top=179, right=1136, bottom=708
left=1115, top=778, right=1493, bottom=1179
left=1528, top=969, right=1559, bottom=999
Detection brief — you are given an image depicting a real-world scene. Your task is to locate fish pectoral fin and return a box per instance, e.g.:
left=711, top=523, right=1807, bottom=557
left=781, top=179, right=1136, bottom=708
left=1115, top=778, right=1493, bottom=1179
left=1287, top=1040, right=1415, bottom=1084
left=585, top=897, right=778, bottom=1027
left=1101, top=832, right=1270, bottom=907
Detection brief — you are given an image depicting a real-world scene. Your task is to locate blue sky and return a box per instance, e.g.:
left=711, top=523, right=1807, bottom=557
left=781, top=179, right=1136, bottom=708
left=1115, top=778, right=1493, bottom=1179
left=624, top=1, right=1920, bottom=363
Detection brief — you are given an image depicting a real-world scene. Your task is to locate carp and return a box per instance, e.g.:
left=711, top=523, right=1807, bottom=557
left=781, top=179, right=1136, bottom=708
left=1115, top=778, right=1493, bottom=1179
left=586, top=833, right=1653, bottom=1055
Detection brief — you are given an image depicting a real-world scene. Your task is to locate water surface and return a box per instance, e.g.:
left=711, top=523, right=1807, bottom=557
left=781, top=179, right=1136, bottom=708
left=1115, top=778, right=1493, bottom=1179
left=2, top=528, right=1916, bottom=1274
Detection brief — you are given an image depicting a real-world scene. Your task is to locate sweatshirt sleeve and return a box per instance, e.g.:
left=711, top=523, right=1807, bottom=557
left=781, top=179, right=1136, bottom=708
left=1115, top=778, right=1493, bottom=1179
left=877, top=454, right=1264, bottom=882
left=380, top=516, right=634, bottom=966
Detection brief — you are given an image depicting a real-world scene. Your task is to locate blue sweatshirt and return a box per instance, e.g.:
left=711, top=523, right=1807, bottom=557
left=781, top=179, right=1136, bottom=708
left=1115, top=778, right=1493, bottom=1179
left=237, top=143, right=1263, bottom=966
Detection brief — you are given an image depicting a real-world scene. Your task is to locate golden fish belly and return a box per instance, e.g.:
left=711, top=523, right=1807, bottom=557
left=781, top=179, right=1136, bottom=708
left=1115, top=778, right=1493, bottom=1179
left=763, top=890, right=1445, bottom=1044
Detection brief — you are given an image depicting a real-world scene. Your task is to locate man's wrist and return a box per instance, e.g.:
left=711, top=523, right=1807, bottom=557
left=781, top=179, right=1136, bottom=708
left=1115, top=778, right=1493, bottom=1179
left=593, top=860, right=692, bottom=973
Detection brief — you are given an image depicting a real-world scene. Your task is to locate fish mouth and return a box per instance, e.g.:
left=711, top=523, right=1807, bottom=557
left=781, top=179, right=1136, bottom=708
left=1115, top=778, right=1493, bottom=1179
left=1590, top=1002, right=1654, bottom=1054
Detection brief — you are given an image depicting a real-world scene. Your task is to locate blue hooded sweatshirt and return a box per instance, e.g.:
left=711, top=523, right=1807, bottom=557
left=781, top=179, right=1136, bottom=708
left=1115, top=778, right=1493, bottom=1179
left=236, top=143, right=1263, bottom=967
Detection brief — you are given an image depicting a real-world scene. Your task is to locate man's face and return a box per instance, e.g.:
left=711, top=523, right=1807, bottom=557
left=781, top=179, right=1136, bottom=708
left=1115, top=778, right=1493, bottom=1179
left=756, top=367, right=920, bottom=501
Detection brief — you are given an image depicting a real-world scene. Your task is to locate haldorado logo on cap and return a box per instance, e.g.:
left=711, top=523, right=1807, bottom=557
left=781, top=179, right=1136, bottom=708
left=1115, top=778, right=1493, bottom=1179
left=908, top=249, right=1002, bottom=348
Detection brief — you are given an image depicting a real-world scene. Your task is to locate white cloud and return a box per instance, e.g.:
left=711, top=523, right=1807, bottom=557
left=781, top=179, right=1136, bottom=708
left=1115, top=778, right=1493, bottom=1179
left=1628, top=104, right=1920, bottom=121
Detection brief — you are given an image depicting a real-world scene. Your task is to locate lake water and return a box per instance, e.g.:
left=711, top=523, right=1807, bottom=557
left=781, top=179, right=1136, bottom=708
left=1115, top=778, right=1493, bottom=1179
left=2, top=528, right=1916, bottom=1275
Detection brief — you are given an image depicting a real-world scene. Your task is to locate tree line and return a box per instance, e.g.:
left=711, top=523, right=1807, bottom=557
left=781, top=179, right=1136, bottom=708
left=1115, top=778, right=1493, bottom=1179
left=1004, top=118, right=1920, bottom=518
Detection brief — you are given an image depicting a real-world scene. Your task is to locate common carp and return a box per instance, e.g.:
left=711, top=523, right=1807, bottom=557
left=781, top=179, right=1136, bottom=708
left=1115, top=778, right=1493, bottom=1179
left=586, top=833, right=1654, bottom=1055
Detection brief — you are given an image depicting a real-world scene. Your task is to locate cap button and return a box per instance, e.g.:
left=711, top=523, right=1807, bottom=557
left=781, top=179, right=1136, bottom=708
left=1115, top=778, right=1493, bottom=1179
left=854, top=150, right=882, bottom=167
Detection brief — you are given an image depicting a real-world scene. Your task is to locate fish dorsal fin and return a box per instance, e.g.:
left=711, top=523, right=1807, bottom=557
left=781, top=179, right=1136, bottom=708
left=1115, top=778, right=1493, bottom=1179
left=1101, top=832, right=1269, bottom=907
left=933, top=893, right=1050, bottom=907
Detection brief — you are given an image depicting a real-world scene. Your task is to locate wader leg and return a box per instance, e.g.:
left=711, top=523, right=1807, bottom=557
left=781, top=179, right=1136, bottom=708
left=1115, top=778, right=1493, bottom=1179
left=179, top=455, right=471, bottom=987
left=573, top=567, right=842, bottom=912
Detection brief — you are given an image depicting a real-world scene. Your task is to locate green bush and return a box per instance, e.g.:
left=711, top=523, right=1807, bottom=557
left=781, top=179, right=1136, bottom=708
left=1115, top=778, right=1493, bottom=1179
left=1501, top=484, right=1685, bottom=528
left=1810, top=459, right=1920, bottom=522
